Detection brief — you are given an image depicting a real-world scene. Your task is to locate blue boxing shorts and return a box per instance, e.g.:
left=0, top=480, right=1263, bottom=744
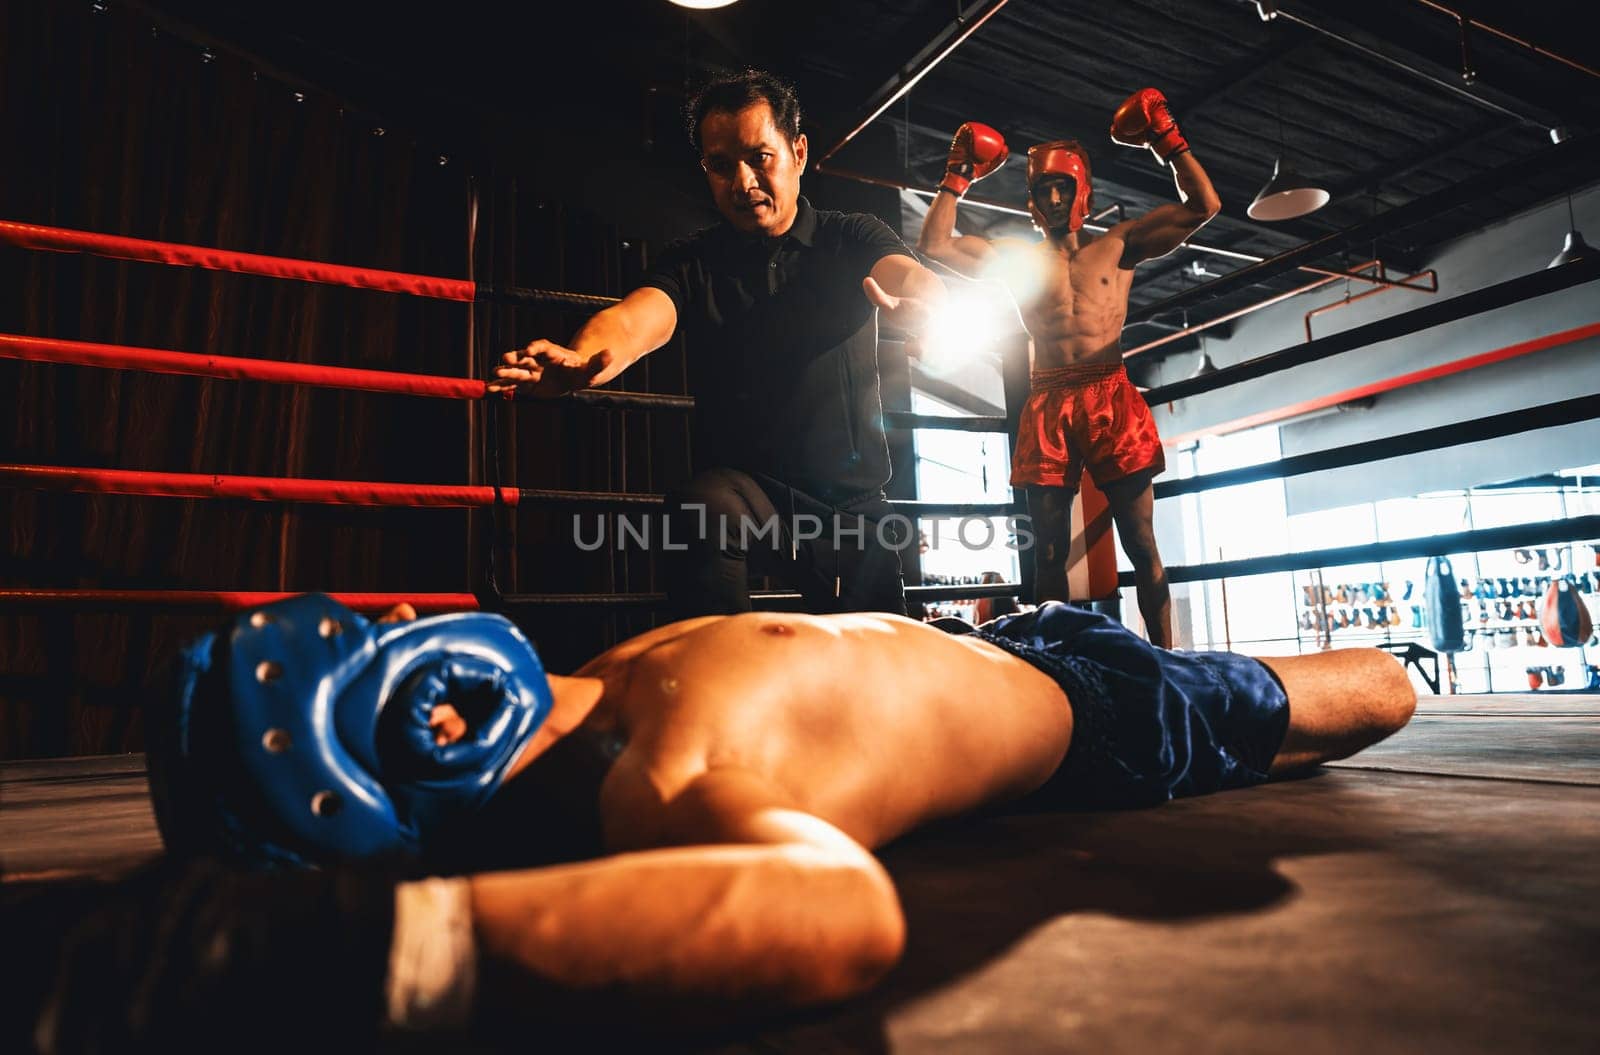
left=951, top=602, right=1290, bottom=809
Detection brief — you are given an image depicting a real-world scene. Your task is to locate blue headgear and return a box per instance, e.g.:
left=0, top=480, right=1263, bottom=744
left=147, top=593, right=554, bottom=868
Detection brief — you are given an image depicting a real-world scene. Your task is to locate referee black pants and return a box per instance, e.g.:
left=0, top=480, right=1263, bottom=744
left=664, top=467, right=908, bottom=619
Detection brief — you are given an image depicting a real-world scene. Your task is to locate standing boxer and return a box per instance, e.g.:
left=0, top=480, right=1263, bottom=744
left=917, top=89, right=1222, bottom=647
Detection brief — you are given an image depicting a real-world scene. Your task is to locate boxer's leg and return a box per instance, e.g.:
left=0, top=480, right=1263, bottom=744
left=1025, top=485, right=1074, bottom=605
left=1010, top=387, right=1071, bottom=607
left=1081, top=366, right=1170, bottom=646
left=1099, top=472, right=1172, bottom=648
left=1256, top=650, right=1418, bottom=774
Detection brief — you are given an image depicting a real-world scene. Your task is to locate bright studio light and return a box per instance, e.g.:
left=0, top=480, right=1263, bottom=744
left=984, top=242, right=1048, bottom=310
left=918, top=285, right=1018, bottom=375
left=668, top=0, right=741, bottom=9
left=1247, top=157, right=1329, bottom=221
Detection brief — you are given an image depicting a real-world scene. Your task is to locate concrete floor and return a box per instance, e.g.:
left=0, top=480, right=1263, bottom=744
left=4, top=694, right=1598, bottom=1053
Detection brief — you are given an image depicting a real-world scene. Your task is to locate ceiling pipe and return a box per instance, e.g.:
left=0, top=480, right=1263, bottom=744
left=819, top=0, right=1012, bottom=163
left=1247, top=1, right=1547, bottom=129
left=1122, top=258, right=1436, bottom=360
left=1304, top=263, right=1438, bottom=340
left=1410, top=0, right=1600, bottom=80
left=1125, top=260, right=1438, bottom=359
left=1123, top=261, right=1383, bottom=359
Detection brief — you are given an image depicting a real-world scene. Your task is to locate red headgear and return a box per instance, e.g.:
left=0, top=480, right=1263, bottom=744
left=1026, top=139, right=1092, bottom=233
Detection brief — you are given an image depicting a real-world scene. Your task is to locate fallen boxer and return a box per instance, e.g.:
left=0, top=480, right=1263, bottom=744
left=12, top=593, right=1414, bottom=1050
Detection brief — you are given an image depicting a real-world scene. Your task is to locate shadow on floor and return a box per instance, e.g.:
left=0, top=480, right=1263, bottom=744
left=700, top=770, right=1390, bottom=1054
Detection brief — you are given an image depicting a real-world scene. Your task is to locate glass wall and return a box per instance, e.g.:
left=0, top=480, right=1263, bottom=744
left=915, top=383, right=1598, bottom=694
left=1142, top=432, right=1600, bottom=693
left=1152, top=426, right=1301, bottom=655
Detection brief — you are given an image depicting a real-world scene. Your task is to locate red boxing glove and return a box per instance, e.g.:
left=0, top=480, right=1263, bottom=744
left=941, top=122, right=1009, bottom=198
left=1110, top=88, right=1189, bottom=163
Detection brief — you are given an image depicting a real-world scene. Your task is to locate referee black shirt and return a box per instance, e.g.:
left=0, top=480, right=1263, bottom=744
left=641, top=197, right=915, bottom=506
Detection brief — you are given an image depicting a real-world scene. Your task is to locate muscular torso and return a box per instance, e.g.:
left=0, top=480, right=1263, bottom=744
left=1012, top=230, right=1136, bottom=370
left=573, top=612, right=1072, bottom=853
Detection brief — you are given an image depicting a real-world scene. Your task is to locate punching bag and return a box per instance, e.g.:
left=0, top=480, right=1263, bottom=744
left=1540, top=576, right=1594, bottom=647
left=1423, top=556, right=1466, bottom=653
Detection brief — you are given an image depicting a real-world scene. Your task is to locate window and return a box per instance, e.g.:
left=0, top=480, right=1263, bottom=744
left=912, top=389, right=1019, bottom=617
left=1171, top=447, right=1598, bottom=692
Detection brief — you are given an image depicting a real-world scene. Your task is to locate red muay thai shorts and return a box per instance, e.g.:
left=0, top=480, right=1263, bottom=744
left=1009, top=361, right=1165, bottom=490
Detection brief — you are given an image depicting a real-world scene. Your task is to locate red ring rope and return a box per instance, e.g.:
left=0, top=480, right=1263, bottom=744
left=0, top=590, right=480, bottom=612
left=0, top=220, right=476, bottom=301
left=0, top=333, right=487, bottom=400
left=0, top=464, right=519, bottom=507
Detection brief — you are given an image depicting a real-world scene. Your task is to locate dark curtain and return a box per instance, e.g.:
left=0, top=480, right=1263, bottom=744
left=1, top=3, right=696, bottom=759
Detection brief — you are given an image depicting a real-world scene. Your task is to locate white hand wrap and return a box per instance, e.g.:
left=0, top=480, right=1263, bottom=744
left=384, top=876, right=477, bottom=1031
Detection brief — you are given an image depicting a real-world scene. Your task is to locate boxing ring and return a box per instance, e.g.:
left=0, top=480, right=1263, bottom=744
left=5, top=201, right=1600, bottom=1051
left=5, top=694, right=1598, bottom=1052
left=8, top=225, right=1592, bottom=626
left=5, top=0, right=1600, bottom=1040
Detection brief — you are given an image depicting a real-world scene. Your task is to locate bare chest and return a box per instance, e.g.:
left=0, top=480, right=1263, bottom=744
left=605, top=625, right=1074, bottom=847
left=1030, top=249, right=1126, bottom=324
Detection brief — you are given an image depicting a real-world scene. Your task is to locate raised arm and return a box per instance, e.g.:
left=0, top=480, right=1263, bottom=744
left=1108, top=88, right=1221, bottom=268
left=1115, top=150, right=1221, bottom=267
left=489, top=285, right=678, bottom=399
left=915, top=121, right=1009, bottom=280
left=470, top=766, right=905, bottom=1026
left=917, top=185, right=997, bottom=278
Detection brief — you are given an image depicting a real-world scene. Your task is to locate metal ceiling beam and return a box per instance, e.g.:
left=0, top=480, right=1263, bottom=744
left=1165, top=26, right=1318, bottom=119
left=1320, top=113, right=1516, bottom=205
left=1246, top=0, right=1564, bottom=132
left=1127, top=228, right=1297, bottom=299
left=1289, top=112, right=1521, bottom=272
left=820, top=0, right=1012, bottom=163
left=884, top=13, right=1523, bottom=250
left=1125, top=129, right=1598, bottom=325
left=878, top=79, right=1086, bottom=162
left=1320, top=127, right=1542, bottom=248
